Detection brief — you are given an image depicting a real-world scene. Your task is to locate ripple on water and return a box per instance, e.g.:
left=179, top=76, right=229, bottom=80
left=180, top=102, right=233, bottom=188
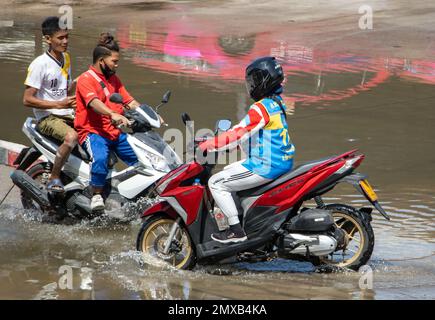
left=1, top=182, right=434, bottom=299
left=0, top=38, right=35, bottom=64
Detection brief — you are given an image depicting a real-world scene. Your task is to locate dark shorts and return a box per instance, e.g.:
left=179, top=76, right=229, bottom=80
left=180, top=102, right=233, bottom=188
left=36, top=114, right=75, bottom=142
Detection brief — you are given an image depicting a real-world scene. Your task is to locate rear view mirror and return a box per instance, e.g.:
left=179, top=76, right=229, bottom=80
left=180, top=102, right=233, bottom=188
left=109, top=93, right=123, bottom=104
left=216, top=119, right=232, bottom=132
left=181, top=113, right=191, bottom=125
left=162, top=90, right=171, bottom=104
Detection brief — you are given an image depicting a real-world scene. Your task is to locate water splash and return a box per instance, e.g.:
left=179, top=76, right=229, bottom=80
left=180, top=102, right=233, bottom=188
left=32, top=282, right=59, bottom=300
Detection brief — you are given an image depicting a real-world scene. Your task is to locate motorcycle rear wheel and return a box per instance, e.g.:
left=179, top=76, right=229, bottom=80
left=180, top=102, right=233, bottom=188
left=318, top=204, right=375, bottom=271
left=20, top=163, right=70, bottom=220
left=20, top=162, right=51, bottom=212
left=137, top=215, right=196, bottom=270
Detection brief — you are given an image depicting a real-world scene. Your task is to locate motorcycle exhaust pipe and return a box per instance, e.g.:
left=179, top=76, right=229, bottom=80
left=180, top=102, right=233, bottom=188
left=12, top=170, right=96, bottom=216
left=10, top=170, right=51, bottom=208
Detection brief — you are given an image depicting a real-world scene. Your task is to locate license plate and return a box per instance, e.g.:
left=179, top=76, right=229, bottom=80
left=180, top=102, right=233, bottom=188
left=359, top=180, right=378, bottom=202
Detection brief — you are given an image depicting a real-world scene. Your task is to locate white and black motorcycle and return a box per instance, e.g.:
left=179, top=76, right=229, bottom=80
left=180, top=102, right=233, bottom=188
left=10, top=91, right=182, bottom=222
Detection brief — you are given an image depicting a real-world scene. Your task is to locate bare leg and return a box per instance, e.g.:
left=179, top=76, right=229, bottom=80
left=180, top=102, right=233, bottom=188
left=49, top=130, right=78, bottom=181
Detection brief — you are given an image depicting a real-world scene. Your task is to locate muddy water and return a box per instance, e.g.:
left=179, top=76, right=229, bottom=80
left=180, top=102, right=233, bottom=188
left=0, top=1, right=434, bottom=299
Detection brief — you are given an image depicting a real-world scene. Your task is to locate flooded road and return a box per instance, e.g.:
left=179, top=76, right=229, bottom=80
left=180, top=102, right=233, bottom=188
left=0, top=0, right=434, bottom=299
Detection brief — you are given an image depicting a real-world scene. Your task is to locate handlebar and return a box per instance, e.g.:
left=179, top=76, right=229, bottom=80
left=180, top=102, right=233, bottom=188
left=116, top=119, right=135, bottom=129
left=187, top=136, right=231, bottom=168
left=182, top=114, right=232, bottom=166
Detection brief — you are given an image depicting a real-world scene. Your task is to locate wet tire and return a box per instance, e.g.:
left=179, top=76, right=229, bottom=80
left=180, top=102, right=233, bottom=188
left=20, top=163, right=72, bottom=222
left=136, top=214, right=196, bottom=270
left=20, top=163, right=50, bottom=211
left=318, top=204, right=375, bottom=271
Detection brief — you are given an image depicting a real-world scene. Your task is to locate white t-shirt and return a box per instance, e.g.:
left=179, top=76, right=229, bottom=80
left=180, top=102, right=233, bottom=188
left=24, top=51, right=73, bottom=120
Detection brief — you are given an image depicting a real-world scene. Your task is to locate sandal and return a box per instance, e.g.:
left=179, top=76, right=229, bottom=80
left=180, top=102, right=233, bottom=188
left=47, top=178, right=65, bottom=193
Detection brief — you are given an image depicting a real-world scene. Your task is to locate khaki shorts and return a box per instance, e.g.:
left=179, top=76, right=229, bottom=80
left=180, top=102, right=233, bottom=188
left=36, top=115, right=75, bottom=142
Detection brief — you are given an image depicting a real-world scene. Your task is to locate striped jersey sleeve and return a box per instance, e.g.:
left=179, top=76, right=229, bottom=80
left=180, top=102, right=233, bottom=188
left=199, top=102, right=270, bottom=152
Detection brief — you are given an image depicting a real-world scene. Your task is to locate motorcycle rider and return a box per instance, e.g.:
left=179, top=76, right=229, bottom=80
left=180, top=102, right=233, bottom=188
left=23, top=16, right=77, bottom=193
left=74, top=33, right=141, bottom=211
left=199, top=56, right=295, bottom=244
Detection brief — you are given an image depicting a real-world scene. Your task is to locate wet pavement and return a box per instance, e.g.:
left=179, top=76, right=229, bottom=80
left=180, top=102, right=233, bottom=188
left=0, top=0, right=434, bottom=299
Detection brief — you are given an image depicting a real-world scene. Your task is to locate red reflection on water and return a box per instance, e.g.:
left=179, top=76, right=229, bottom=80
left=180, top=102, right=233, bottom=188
left=384, top=58, right=435, bottom=85
left=117, top=22, right=435, bottom=106
left=118, top=21, right=272, bottom=81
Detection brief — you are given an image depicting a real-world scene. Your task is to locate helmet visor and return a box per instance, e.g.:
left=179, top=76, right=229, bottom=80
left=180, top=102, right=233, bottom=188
left=245, top=73, right=258, bottom=96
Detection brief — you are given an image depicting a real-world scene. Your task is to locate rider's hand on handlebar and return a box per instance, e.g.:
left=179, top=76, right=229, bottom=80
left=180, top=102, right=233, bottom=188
left=159, top=115, right=163, bottom=123
left=110, top=112, right=131, bottom=127
left=159, top=115, right=168, bottom=127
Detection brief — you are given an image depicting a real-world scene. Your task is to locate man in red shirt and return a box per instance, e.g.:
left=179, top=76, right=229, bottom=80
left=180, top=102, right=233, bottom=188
left=75, top=33, right=140, bottom=211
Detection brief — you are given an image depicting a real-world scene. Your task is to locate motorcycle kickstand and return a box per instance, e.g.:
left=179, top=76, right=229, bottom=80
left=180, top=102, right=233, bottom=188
left=305, top=246, right=311, bottom=259
left=0, top=184, right=15, bottom=207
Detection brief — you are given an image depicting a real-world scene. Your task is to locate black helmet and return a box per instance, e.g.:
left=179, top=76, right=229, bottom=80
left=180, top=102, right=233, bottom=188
left=245, top=56, right=284, bottom=101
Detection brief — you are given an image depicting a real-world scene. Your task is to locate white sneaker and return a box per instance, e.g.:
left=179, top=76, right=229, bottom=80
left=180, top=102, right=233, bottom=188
left=91, top=194, right=105, bottom=211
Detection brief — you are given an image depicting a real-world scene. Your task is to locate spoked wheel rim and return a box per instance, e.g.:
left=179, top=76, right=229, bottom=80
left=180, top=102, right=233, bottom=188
left=141, top=218, right=192, bottom=269
left=320, top=212, right=365, bottom=267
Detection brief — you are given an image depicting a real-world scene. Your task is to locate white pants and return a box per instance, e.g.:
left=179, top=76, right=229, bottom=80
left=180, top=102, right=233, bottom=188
left=208, top=161, right=271, bottom=225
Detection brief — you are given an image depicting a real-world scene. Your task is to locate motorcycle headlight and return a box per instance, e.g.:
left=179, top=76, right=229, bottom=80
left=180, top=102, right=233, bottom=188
left=142, top=149, right=168, bottom=172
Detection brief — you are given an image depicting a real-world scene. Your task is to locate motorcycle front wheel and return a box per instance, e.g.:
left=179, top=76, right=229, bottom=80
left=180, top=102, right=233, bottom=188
left=136, top=215, right=196, bottom=270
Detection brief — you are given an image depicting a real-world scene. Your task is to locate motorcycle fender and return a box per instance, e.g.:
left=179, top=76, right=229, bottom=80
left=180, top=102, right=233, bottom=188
left=141, top=200, right=178, bottom=220
left=13, top=147, right=31, bottom=166
left=339, top=173, right=390, bottom=220
left=14, top=147, right=42, bottom=171
left=340, top=172, right=368, bottom=186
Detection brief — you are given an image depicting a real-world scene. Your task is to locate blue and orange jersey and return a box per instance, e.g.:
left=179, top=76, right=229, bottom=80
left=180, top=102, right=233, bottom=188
left=199, top=95, right=295, bottom=179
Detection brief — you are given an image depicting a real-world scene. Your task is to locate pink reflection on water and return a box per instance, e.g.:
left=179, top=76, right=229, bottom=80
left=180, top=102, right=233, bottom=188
left=117, top=22, right=435, bottom=106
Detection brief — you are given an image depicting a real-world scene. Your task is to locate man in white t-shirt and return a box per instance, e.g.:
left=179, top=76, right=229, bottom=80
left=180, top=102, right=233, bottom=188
left=23, top=16, right=77, bottom=193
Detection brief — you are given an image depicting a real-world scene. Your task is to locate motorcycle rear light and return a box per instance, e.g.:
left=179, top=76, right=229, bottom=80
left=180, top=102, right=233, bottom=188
left=352, top=155, right=364, bottom=168
left=336, top=158, right=356, bottom=174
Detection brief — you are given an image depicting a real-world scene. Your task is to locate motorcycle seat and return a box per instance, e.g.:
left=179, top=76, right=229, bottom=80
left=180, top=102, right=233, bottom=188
left=237, top=156, right=335, bottom=198
left=29, top=119, right=118, bottom=167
